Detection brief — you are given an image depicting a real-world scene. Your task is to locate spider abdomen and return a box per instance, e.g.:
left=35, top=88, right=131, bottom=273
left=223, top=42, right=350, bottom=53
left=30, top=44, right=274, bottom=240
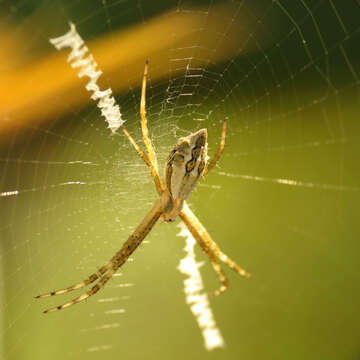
left=161, top=129, right=208, bottom=222
left=165, top=129, right=208, bottom=202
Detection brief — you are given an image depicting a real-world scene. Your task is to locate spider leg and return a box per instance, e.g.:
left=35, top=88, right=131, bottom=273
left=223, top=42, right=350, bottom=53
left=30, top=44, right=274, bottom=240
left=179, top=202, right=251, bottom=295
left=38, top=199, right=163, bottom=313
left=121, top=127, right=151, bottom=167
left=179, top=204, right=228, bottom=296
left=203, top=120, right=227, bottom=176
left=140, top=60, right=165, bottom=194
left=35, top=260, right=114, bottom=299
left=43, top=264, right=120, bottom=313
left=208, top=256, right=229, bottom=297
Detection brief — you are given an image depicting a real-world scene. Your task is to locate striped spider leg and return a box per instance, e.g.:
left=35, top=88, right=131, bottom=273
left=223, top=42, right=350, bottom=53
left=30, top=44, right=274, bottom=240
left=36, top=61, right=250, bottom=313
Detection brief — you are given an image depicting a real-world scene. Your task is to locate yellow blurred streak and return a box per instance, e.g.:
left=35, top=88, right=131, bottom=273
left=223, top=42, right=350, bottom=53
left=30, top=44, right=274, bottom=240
left=0, top=4, right=254, bottom=137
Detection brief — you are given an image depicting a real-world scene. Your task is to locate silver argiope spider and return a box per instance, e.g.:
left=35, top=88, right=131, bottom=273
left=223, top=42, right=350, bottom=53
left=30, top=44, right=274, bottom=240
left=36, top=61, right=251, bottom=313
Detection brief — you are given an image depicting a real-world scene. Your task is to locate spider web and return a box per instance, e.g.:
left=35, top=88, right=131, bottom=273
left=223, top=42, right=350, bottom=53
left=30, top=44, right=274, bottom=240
left=1, top=1, right=360, bottom=359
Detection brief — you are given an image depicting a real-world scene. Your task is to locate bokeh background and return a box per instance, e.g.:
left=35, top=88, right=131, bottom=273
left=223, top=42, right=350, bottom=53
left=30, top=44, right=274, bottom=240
left=1, top=1, right=359, bottom=359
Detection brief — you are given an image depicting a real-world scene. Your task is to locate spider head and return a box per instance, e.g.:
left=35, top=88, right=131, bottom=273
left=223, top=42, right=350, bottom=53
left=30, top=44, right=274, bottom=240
left=163, top=129, right=208, bottom=222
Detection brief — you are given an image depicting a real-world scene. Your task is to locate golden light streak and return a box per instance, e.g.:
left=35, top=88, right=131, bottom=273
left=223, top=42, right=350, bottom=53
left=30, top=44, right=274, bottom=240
left=0, top=3, right=258, bottom=138
left=0, top=190, right=19, bottom=197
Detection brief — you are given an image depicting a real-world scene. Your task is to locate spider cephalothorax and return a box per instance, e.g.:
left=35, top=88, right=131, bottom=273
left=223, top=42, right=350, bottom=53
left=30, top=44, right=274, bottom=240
left=36, top=61, right=250, bottom=314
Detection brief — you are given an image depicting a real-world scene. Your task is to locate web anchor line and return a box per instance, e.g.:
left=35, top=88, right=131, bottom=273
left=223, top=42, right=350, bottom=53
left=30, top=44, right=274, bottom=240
left=49, top=22, right=124, bottom=134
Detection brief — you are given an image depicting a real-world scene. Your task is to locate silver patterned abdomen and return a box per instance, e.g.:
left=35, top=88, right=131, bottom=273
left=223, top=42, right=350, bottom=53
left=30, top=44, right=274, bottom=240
left=162, top=129, right=208, bottom=221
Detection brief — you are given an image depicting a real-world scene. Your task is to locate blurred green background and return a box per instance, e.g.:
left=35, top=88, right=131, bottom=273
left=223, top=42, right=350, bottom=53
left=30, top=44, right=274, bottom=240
left=1, top=1, right=359, bottom=359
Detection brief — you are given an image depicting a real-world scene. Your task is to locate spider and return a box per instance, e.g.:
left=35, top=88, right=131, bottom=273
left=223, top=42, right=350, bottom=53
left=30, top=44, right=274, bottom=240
left=36, top=61, right=251, bottom=313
